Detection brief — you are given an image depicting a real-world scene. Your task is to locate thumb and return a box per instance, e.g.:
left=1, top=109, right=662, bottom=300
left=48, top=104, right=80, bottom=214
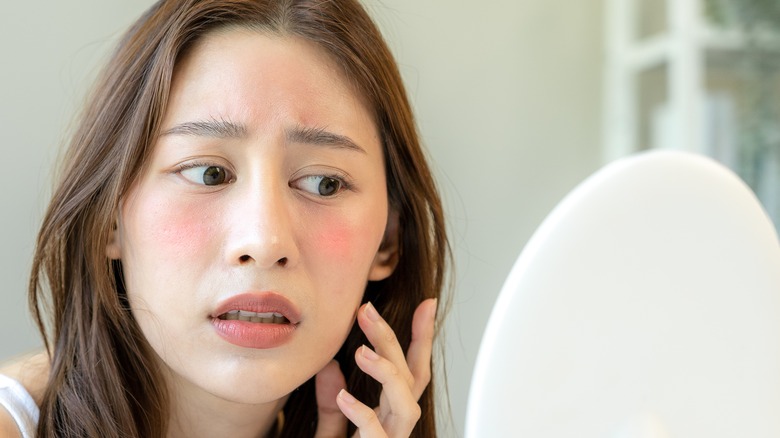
left=314, top=360, right=348, bottom=438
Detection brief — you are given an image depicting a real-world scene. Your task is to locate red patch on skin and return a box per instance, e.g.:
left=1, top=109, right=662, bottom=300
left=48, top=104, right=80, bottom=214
left=142, top=195, right=216, bottom=258
left=309, top=216, right=383, bottom=277
left=316, top=226, right=351, bottom=256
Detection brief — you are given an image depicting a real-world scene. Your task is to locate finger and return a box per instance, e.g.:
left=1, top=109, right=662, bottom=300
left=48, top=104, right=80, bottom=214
left=404, top=298, right=437, bottom=398
left=314, top=360, right=348, bottom=438
left=336, top=388, right=388, bottom=438
left=355, top=345, right=421, bottom=437
left=357, top=302, right=413, bottom=387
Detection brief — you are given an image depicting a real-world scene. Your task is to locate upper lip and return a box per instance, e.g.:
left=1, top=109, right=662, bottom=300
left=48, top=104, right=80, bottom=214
left=211, top=292, right=302, bottom=324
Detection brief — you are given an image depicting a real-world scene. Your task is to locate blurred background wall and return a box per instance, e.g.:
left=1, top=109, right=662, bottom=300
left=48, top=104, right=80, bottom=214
left=369, top=2, right=605, bottom=435
left=0, top=3, right=161, bottom=351
left=0, top=1, right=605, bottom=436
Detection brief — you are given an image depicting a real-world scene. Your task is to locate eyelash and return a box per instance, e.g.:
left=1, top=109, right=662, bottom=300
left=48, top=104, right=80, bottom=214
left=291, top=172, right=354, bottom=198
left=173, top=161, right=236, bottom=185
left=173, top=160, right=224, bottom=173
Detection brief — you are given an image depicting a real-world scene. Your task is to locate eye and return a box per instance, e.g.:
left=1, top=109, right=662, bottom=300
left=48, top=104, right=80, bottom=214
left=294, top=175, right=345, bottom=197
left=179, top=165, right=233, bottom=186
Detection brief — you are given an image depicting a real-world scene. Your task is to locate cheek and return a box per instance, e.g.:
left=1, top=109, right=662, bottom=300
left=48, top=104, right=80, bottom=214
left=125, top=193, right=216, bottom=259
left=313, top=224, right=352, bottom=258
left=155, top=208, right=211, bottom=255
left=310, top=217, right=382, bottom=264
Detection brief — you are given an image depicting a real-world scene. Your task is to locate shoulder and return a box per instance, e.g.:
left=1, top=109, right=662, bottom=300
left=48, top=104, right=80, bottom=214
left=0, top=351, right=48, bottom=438
left=0, top=407, right=23, bottom=438
left=0, top=350, right=49, bottom=406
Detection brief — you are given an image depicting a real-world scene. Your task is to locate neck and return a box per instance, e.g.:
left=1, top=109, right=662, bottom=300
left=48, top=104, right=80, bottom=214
left=163, top=369, right=288, bottom=438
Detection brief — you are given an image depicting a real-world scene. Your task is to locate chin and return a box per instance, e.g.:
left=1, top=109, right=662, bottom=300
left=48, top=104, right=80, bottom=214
left=211, top=384, right=293, bottom=406
left=198, top=375, right=297, bottom=405
left=195, top=359, right=316, bottom=405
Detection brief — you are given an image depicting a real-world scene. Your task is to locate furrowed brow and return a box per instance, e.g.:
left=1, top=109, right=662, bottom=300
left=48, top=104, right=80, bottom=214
left=286, top=126, right=366, bottom=154
left=161, top=119, right=247, bottom=138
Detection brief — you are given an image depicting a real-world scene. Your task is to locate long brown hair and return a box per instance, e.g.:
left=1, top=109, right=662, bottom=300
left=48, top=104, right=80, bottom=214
left=29, top=1, right=449, bottom=436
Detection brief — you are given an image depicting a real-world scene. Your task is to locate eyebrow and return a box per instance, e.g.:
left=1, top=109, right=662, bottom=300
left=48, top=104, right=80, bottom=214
left=160, top=120, right=366, bottom=154
left=161, top=119, right=247, bottom=138
left=286, top=126, right=367, bottom=154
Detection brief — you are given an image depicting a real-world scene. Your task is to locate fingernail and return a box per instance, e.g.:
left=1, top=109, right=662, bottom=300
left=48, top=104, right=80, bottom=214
left=338, top=388, right=357, bottom=404
left=364, top=302, right=381, bottom=322
left=361, top=345, right=380, bottom=361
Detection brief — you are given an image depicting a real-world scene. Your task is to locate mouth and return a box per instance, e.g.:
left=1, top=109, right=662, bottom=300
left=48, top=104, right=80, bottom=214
left=218, top=310, right=291, bottom=324
left=211, top=292, right=300, bottom=349
left=211, top=291, right=302, bottom=325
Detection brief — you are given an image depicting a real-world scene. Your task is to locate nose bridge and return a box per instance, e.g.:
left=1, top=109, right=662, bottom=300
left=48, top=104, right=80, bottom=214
left=226, top=169, right=297, bottom=267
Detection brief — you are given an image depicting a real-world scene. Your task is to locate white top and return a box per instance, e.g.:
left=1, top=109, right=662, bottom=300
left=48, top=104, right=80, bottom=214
left=0, top=374, right=38, bottom=438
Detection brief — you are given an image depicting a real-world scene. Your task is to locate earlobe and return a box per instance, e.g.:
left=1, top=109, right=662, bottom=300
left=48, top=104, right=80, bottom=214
left=106, top=221, right=122, bottom=260
left=368, top=209, right=400, bottom=281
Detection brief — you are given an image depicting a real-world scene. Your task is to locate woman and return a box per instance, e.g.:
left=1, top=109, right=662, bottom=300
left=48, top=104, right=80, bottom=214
left=0, top=0, right=449, bottom=437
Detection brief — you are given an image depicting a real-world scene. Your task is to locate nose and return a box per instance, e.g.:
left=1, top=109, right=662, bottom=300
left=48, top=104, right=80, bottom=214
left=223, top=176, right=299, bottom=269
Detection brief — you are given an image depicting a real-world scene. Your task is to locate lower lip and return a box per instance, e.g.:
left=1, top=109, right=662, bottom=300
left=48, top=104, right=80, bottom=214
left=211, top=319, right=297, bottom=349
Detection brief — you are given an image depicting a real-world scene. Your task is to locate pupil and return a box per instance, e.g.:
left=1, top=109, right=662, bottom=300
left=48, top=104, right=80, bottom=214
left=318, top=177, right=340, bottom=196
left=203, top=166, right=226, bottom=185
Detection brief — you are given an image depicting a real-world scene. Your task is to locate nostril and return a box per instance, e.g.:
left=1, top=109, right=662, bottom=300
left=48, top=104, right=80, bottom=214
left=239, top=255, right=252, bottom=263
left=276, top=257, right=288, bottom=267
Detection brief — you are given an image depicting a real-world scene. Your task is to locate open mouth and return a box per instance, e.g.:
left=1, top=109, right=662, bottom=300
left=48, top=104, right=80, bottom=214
left=218, top=310, right=291, bottom=324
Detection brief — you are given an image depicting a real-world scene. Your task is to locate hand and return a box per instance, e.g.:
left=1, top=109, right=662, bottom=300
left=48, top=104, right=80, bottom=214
left=314, top=298, right=437, bottom=437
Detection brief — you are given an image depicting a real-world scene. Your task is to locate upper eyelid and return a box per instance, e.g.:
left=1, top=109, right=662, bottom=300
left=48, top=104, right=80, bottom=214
left=295, top=173, right=351, bottom=187
left=172, top=158, right=230, bottom=172
left=290, top=165, right=352, bottom=181
left=292, top=170, right=355, bottom=190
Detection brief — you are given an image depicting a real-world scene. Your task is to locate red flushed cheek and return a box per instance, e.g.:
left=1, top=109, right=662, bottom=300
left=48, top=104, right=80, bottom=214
left=314, top=225, right=354, bottom=259
left=310, top=219, right=381, bottom=268
left=134, top=195, right=216, bottom=257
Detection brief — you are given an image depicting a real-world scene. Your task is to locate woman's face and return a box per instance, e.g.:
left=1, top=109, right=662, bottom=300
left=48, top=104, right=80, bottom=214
left=107, top=28, right=395, bottom=405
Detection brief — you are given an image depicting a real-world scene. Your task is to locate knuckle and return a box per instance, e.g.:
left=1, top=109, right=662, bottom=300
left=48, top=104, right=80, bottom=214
left=383, top=326, right=397, bottom=344
left=408, top=366, right=429, bottom=392
left=400, top=401, right=421, bottom=421
left=387, top=362, right=400, bottom=377
left=391, top=403, right=421, bottom=430
left=410, top=402, right=422, bottom=422
left=361, top=408, right=380, bottom=427
left=318, top=404, right=341, bottom=416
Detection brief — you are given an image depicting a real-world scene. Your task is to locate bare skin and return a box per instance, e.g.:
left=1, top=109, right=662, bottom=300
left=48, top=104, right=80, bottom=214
left=0, top=351, right=48, bottom=438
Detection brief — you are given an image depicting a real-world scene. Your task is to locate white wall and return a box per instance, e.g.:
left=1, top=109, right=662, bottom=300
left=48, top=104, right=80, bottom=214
left=0, top=1, right=604, bottom=436
left=0, top=1, right=158, bottom=354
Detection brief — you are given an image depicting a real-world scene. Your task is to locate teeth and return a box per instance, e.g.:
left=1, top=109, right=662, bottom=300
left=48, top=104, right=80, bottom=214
left=219, top=310, right=289, bottom=323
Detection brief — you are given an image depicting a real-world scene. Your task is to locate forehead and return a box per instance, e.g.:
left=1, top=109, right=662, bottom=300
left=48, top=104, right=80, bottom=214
left=162, top=27, right=379, bottom=148
left=174, top=27, right=370, bottom=113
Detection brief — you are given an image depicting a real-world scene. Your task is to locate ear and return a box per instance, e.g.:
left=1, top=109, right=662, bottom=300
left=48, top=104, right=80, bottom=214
left=106, top=220, right=122, bottom=260
left=368, top=209, right=400, bottom=281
